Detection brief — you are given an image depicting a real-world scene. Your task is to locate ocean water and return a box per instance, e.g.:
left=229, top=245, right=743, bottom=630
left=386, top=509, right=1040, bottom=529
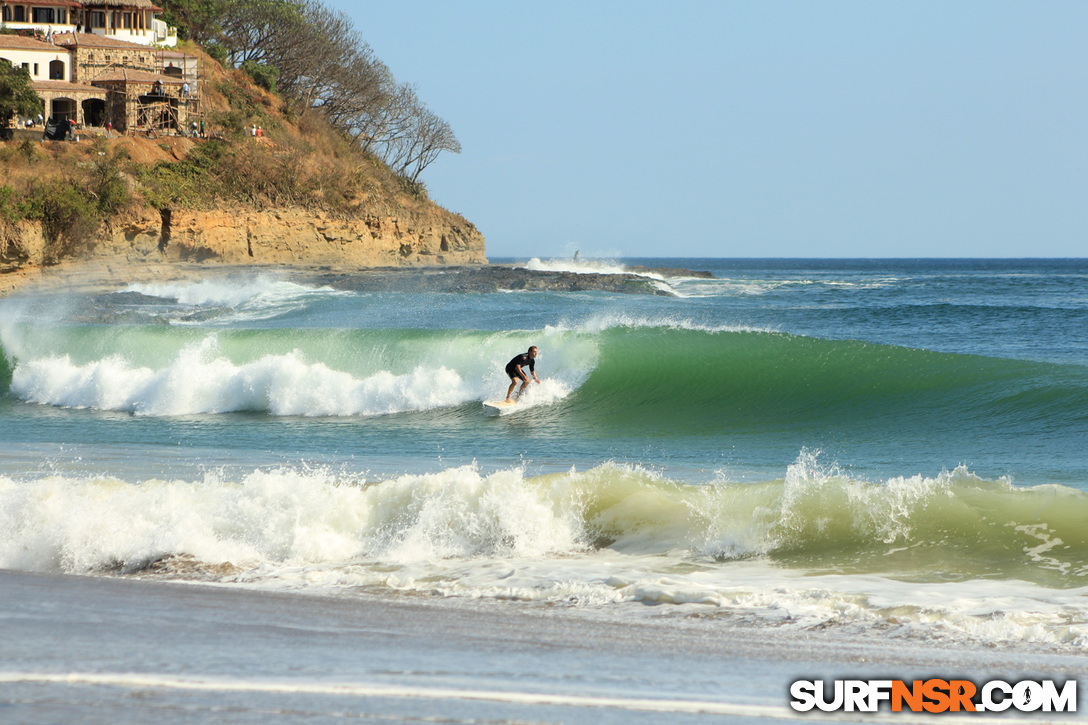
left=2, top=257, right=1087, bottom=652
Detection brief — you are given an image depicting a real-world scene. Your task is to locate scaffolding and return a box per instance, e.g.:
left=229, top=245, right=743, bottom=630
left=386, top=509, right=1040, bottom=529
left=65, top=46, right=205, bottom=135
left=91, top=66, right=204, bottom=135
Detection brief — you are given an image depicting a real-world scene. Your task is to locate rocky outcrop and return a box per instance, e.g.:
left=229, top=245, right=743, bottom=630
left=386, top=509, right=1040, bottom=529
left=0, top=261, right=690, bottom=300
left=0, top=221, right=47, bottom=272
left=0, top=204, right=486, bottom=276
left=115, top=206, right=486, bottom=266
left=313, top=265, right=677, bottom=295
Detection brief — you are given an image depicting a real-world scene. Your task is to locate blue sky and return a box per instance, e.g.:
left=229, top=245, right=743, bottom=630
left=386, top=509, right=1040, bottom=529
left=327, top=1, right=1087, bottom=258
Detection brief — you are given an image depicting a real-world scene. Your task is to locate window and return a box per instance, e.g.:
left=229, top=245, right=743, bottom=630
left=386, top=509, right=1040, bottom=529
left=13, top=6, right=25, bottom=22
left=33, top=7, right=57, bottom=24
left=123, top=12, right=132, bottom=29
left=91, top=11, right=106, bottom=28
left=33, top=63, right=39, bottom=76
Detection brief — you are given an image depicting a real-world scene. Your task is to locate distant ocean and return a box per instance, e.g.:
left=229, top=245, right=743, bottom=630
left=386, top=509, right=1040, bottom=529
left=2, top=257, right=1087, bottom=650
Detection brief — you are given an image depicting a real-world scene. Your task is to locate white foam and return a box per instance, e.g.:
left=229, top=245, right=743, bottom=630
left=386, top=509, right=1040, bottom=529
left=123, top=275, right=337, bottom=308
left=662, top=275, right=900, bottom=300
left=118, top=275, right=349, bottom=324
left=546, top=312, right=777, bottom=335
left=2, top=462, right=1088, bottom=649
left=10, top=336, right=474, bottom=416
left=0, top=465, right=586, bottom=574
left=520, top=257, right=682, bottom=296
left=523, top=257, right=653, bottom=278
left=8, top=332, right=593, bottom=417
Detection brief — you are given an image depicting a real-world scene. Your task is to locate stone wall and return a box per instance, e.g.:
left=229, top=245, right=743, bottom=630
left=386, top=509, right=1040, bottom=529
left=66, top=44, right=156, bottom=83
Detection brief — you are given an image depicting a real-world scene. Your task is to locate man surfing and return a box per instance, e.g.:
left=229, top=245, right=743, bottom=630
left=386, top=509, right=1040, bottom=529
left=505, top=346, right=540, bottom=402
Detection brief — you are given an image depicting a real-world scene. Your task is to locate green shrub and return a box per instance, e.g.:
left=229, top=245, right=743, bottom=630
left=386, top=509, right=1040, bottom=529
left=0, top=184, right=28, bottom=223
left=138, top=157, right=218, bottom=208
left=90, top=154, right=130, bottom=215
left=206, top=42, right=228, bottom=67
left=23, top=179, right=101, bottom=263
left=214, top=78, right=264, bottom=116
left=18, top=138, right=39, bottom=163
left=240, top=60, right=278, bottom=93
left=396, top=173, right=429, bottom=202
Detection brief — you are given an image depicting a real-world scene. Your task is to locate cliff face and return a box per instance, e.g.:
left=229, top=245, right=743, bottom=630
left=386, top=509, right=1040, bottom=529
left=140, top=206, right=485, bottom=266
left=1, top=205, right=486, bottom=273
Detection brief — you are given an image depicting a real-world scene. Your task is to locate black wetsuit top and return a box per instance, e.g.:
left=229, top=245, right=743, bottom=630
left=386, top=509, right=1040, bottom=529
left=505, top=353, right=535, bottom=379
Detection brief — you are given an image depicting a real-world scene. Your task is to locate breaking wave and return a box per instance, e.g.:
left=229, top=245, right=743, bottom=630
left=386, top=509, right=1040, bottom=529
left=1, top=455, right=1086, bottom=647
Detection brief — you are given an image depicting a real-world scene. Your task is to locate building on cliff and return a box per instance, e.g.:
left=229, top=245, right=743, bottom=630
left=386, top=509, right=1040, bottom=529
left=0, top=31, right=198, bottom=133
left=0, top=0, right=176, bottom=46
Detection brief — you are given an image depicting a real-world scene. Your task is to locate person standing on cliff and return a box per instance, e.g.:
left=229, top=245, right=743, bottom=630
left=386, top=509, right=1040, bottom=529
left=505, top=346, right=540, bottom=402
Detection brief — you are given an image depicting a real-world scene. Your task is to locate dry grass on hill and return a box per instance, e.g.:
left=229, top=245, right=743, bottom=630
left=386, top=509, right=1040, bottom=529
left=0, top=47, right=479, bottom=272
left=2, top=42, right=438, bottom=220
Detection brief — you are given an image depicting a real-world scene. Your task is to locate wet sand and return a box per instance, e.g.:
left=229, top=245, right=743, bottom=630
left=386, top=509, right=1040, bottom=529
left=1, top=570, right=1084, bottom=723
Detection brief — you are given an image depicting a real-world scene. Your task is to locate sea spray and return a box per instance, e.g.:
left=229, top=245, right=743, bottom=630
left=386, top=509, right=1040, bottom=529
left=524, top=257, right=663, bottom=279
left=1, top=459, right=1087, bottom=646
left=0, top=465, right=589, bottom=573
left=122, top=275, right=340, bottom=308
left=10, top=336, right=479, bottom=416
left=2, top=459, right=1086, bottom=572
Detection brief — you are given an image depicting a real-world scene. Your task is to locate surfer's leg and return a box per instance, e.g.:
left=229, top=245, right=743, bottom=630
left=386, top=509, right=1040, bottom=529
left=505, top=378, right=518, bottom=402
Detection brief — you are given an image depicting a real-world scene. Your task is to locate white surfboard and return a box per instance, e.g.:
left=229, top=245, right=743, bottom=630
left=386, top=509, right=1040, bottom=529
left=482, top=399, right=519, bottom=416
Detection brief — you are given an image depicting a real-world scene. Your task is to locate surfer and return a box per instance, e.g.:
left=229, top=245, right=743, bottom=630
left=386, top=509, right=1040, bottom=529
left=505, top=346, right=540, bottom=402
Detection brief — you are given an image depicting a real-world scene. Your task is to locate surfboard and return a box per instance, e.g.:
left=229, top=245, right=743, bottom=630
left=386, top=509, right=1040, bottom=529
left=482, top=399, right=518, bottom=416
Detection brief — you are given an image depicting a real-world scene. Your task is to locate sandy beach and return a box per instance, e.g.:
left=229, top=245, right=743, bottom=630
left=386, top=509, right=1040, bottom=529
left=3, top=569, right=1085, bottom=724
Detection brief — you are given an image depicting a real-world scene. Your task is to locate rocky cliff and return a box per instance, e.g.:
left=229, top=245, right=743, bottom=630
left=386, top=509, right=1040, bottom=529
left=1, top=203, right=486, bottom=275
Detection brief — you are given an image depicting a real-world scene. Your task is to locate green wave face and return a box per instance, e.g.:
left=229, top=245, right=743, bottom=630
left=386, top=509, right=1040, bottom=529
left=4, top=323, right=1087, bottom=438
left=0, top=344, right=10, bottom=390
left=567, top=327, right=1088, bottom=438
left=558, top=463, right=1088, bottom=588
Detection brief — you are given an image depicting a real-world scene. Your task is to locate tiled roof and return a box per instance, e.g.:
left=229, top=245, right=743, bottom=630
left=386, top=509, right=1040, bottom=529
left=0, top=35, right=64, bottom=52
left=81, top=0, right=162, bottom=9
left=6, top=0, right=79, bottom=6
left=54, top=32, right=154, bottom=51
left=33, top=80, right=107, bottom=95
left=90, top=68, right=181, bottom=84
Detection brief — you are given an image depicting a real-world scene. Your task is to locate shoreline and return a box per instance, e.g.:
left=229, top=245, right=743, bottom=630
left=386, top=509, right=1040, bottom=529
left=3, top=569, right=1085, bottom=723
left=0, top=258, right=711, bottom=300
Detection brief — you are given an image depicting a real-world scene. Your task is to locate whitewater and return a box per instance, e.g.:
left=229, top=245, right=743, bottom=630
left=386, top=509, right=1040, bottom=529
left=2, top=258, right=1088, bottom=661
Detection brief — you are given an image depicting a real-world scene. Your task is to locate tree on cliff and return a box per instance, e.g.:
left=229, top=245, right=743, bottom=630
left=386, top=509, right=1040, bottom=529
left=0, top=61, right=42, bottom=131
left=158, top=0, right=225, bottom=45
left=159, top=0, right=460, bottom=185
